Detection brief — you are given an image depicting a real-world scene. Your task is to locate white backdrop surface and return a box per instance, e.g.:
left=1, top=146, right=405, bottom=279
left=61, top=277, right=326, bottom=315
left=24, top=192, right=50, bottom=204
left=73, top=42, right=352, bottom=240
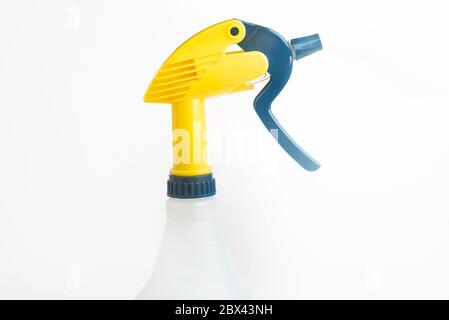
left=1, top=0, right=449, bottom=299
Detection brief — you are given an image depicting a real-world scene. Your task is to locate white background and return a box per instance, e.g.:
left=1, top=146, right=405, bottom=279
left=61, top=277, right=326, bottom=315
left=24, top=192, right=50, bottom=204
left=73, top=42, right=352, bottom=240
left=1, top=0, right=449, bottom=299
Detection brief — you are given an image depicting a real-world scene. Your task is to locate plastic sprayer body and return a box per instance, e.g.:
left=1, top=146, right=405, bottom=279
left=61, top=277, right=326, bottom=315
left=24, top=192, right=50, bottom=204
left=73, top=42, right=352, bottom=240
left=144, top=20, right=268, bottom=192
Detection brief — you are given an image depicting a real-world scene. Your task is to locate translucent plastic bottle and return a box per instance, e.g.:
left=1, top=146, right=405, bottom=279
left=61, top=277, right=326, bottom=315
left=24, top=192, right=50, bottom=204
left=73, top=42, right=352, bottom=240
left=136, top=197, right=248, bottom=300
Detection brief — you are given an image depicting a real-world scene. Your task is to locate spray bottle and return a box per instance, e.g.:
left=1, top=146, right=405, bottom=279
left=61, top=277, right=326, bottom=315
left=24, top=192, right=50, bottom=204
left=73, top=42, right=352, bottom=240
left=137, top=19, right=322, bottom=299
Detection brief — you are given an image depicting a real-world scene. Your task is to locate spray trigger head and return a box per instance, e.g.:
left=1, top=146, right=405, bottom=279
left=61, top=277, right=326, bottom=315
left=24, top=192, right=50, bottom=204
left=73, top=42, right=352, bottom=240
left=143, top=20, right=324, bottom=198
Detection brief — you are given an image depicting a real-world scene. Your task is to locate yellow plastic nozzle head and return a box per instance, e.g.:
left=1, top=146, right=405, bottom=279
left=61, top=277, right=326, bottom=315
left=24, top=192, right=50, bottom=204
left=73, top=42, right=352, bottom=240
left=143, top=19, right=268, bottom=103
left=143, top=19, right=269, bottom=184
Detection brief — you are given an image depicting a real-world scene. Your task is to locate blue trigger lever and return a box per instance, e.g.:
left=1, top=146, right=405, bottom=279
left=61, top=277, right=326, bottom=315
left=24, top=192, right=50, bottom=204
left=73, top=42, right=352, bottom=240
left=237, top=20, right=322, bottom=171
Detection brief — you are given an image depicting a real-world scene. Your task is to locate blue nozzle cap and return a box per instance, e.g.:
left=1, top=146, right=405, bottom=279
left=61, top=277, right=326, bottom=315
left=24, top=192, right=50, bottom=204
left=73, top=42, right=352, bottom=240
left=291, top=34, right=322, bottom=60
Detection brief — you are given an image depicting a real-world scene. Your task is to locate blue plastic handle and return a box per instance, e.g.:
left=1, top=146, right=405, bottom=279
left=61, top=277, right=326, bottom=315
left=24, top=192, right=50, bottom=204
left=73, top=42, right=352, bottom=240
left=238, top=20, right=322, bottom=171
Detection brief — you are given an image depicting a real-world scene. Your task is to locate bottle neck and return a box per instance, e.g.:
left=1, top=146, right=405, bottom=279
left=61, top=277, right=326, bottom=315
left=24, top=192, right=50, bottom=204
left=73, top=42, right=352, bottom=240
left=171, top=98, right=211, bottom=176
left=168, top=99, right=216, bottom=198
